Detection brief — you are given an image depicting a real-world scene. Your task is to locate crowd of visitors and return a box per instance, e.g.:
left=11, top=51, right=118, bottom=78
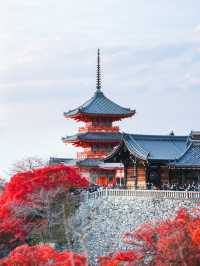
left=74, top=182, right=200, bottom=193
left=147, top=182, right=200, bottom=191
left=100, top=182, right=200, bottom=191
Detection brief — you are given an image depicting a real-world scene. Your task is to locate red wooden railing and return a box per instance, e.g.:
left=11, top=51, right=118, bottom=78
left=77, top=151, right=108, bottom=159
left=78, top=126, right=119, bottom=133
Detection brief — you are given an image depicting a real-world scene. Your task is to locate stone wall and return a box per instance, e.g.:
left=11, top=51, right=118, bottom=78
left=70, top=196, right=197, bottom=265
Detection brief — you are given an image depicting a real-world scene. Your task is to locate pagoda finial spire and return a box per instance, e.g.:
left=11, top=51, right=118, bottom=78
left=96, top=48, right=101, bottom=92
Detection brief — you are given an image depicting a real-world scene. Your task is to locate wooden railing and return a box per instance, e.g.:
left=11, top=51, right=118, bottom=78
left=78, top=126, right=119, bottom=133
left=87, top=189, right=200, bottom=201
left=77, top=151, right=108, bottom=159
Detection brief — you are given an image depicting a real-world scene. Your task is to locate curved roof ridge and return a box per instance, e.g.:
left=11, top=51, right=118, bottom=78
left=65, top=93, right=96, bottom=115
left=172, top=136, right=200, bottom=163
left=105, top=133, right=188, bottom=162
left=170, top=138, right=188, bottom=155
left=127, top=133, right=187, bottom=140
left=172, top=142, right=193, bottom=162
left=170, top=141, right=200, bottom=168
left=124, top=134, right=149, bottom=160
left=104, top=139, right=125, bottom=161
left=78, top=92, right=98, bottom=110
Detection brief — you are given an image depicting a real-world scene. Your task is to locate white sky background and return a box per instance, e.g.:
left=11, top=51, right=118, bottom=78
left=1, top=0, right=200, bottom=177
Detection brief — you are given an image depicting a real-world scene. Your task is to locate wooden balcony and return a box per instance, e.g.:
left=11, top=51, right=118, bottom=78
left=78, top=126, right=119, bottom=133
left=77, top=151, right=108, bottom=160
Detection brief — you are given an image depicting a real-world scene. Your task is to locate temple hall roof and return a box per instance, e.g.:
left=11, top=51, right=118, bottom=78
left=106, top=133, right=188, bottom=162
left=170, top=132, right=200, bottom=168
left=170, top=143, right=200, bottom=168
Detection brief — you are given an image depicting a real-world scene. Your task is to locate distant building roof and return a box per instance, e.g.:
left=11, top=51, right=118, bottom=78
left=99, top=162, right=124, bottom=169
left=62, top=132, right=122, bottom=143
left=49, top=157, right=103, bottom=168
left=49, top=157, right=78, bottom=166
left=77, top=158, right=103, bottom=167
left=106, top=133, right=188, bottom=162
left=64, top=90, right=135, bottom=119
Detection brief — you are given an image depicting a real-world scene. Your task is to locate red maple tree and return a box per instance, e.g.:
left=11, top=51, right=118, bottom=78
left=2, top=164, right=200, bottom=265
left=0, top=165, right=89, bottom=257
left=4, top=165, right=88, bottom=203
left=0, top=244, right=87, bottom=266
left=99, top=208, right=200, bottom=266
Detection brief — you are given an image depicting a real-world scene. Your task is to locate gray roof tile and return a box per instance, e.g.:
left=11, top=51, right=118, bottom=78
left=77, top=158, right=103, bottom=167
left=106, top=134, right=188, bottom=161
left=64, top=90, right=135, bottom=117
left=49, top=157, right=103, bottom=167
left=62, top=132, right=122, bottom=142
left=171, top=142, right=200, bottom=167
left=49, top=157, right=78, bottom=166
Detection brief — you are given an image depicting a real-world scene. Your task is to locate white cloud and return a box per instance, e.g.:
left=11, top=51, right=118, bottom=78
left=1, top=0, right=200, bottom=177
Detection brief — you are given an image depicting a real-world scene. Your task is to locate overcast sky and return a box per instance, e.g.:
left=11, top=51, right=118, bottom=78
left=1, top=0, right=200, bottom=177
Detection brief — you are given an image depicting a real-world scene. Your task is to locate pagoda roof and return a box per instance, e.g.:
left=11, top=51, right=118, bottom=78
left=106, top=133, right=188, bottom=162
left=64, top=90, right=135, bottom=120
left=62, top=132, right=122, bottom=143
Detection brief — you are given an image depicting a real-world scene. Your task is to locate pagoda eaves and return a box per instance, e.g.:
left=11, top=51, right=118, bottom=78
left=62, top=132, right=122, bottom=147
left=64, top=90, right=136, bottom=122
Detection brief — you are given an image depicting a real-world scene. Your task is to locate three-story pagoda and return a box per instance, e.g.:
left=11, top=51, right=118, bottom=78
left=51, top=50, right=135, bottom=185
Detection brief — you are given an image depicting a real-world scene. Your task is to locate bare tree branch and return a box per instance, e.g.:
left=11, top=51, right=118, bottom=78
left=10, top=157, right=48, bottom=175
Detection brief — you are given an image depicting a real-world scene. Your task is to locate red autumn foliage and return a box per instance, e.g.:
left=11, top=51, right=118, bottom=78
left=0, top=244, right=88, bottom=266
left=3, top=165, right=88, bottom=204
left=0, top=165, right=89, bottom=256
left=2, top=164, right=200, bottom=265
left=99, top=251, right=139, bottom=266
left=99, top=208, right=200, bottom=266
